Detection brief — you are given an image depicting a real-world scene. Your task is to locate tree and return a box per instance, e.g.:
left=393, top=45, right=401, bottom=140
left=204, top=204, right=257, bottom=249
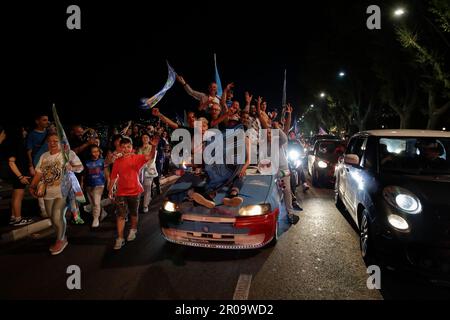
left=395, top=0, right=450, bottom=129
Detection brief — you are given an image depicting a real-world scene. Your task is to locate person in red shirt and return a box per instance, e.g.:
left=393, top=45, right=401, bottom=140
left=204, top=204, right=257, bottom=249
left=108, top=136, right=158, bottom=250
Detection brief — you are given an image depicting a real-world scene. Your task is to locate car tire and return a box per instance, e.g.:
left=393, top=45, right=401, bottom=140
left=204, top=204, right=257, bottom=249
left=360, top=210, right=375, bottom=264
left=334, top=183, right=345, bottom=212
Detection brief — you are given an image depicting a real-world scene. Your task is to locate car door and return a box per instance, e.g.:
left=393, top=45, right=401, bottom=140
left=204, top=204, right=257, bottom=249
left=344, top=137, right=367, bottom=219
left=339, top=138, right=356, bottom=209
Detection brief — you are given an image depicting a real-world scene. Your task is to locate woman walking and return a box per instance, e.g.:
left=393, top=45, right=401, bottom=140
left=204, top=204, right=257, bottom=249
left=30, top=133, right=83, bottom=255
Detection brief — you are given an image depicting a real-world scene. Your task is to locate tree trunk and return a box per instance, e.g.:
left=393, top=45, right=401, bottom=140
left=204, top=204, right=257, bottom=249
left=427, top=115, right=440, bottom=130
left=399, top=112, right=413, bottom=129
left=426, top=90, right=450, bottom=129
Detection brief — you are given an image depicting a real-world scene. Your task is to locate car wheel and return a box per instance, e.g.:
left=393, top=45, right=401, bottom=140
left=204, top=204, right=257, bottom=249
left=360, top=210, right=375, bottom=264
left=334, top=182, right=345, bottom=211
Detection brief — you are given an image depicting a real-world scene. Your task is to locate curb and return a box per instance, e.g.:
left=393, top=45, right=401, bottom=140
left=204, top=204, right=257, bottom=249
left=0, top=218, right=52, bottom=244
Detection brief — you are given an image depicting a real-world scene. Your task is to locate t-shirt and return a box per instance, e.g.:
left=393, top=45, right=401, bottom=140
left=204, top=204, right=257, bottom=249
left=6, top=139, right=29, bottom=177
left=84, top=158, right=106, bottom=187
left=35, top=150, right=82, bottom=200
left=137, top=145, right=158, bottom=177
left=69, top=136, right=90, bottom=162
left=26, top=129, right=48, bottom=166
left=110, top=154, right=148, bottom=196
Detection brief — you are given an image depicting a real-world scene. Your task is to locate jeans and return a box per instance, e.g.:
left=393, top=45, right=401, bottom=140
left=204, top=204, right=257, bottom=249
left=86, top=186, right=104, bottom=218
left=142, top=177, right=154, bottom=208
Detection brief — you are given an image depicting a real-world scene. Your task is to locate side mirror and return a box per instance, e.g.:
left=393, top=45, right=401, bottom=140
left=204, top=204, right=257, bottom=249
left=344, top=154, right=360, bottom=166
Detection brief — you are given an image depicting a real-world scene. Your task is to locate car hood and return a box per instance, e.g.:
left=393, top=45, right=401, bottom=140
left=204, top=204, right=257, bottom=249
left=176, top=175, right=274, bottom=217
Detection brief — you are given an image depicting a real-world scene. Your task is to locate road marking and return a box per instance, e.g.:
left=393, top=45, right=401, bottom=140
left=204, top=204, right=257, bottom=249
left=233, top=274, right=252, bottom=300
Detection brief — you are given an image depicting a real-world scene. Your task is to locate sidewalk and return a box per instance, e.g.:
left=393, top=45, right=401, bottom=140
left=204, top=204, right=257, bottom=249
left=0, top=175, right=179, bottom=244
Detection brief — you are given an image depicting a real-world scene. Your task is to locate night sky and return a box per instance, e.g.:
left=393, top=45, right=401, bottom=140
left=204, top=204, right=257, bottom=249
left=4, top=0, right=423, bottom=127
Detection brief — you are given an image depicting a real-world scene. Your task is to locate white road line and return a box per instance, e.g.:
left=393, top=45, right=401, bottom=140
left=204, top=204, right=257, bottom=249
left=233, top=274, right=252, bottom=300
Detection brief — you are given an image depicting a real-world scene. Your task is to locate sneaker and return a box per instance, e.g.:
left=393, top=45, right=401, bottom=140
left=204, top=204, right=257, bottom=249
left=288, top=214, right=300, bottom=225
left=72, top=217, right=85, bottom=225
left=292, top=201, right=303, bottom=211
left=13, top=217, right=34, bottom=226
left=50, top=239, right=68, bottom=255
left=9, top=216, right=19, bottom=225
left=191, top=192, right=215, bottom=209
left=223, top=196, right=244, bottom=207
left=92, top=217, right=99, bottom=228
left=143, top=206, right=149, bottom=213
left=127, top=229, right=137, bottom=241
left=114, top=238, right=125, bottom=250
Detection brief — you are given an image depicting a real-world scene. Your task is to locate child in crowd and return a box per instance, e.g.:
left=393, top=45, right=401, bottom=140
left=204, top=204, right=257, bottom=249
left=108, top=136, right=158, bottom=250
left=83, top=145, right=109, bottom=228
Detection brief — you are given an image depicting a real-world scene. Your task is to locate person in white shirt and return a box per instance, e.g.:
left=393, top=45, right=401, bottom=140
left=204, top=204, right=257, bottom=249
left=29, top=133, right=83, bottom=255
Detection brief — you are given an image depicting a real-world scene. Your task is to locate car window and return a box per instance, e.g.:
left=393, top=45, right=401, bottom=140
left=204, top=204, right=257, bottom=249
left=362, top=138, right=376, bottom=170
left=346, top=137, right=366, bottom=165
left=379, top=137, right=450, bottom=174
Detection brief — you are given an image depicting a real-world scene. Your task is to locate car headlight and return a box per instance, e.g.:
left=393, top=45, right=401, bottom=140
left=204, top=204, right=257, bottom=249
left=383, top=186, right=422, bottom=214
left=239, top=204, right=271, bottom=216
left=388, top=214, right=409, bottom=231
left=289, top=150, right=300, bottom=161
left=318, top=160, right=328, bottom=168
left=163, top=201, right=177, bottom=213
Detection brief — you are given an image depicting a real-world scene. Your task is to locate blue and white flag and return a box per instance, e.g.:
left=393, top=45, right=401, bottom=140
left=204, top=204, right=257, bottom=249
left=141, top=61, right=177, bottom=109
left=214, top=53, right=223, bottom=98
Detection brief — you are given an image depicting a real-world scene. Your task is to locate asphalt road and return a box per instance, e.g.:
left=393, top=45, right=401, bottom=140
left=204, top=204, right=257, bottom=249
left=1, top=176, right=450, bottom=300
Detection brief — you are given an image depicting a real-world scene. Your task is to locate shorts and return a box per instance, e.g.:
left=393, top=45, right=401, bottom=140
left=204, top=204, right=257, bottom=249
left=7, top=178, right=26, bottom=190
left=115, top=196, right=140, bottom=219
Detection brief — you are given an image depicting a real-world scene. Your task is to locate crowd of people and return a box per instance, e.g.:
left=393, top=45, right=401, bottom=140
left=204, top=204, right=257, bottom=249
left=0, top=72, right=308, bottom=255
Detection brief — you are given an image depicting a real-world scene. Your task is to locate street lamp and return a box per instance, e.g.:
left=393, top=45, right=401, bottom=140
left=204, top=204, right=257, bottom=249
left=310, top=104, right=314, bottom=108
left=320, top=92, right=326, bottom=98
left=394, top=8, right=406, bottom=17
left=338, top=71, right=346, bottom=78
left=443, top=127, right=447, bottom=131
left=393, top=5, right=450, bottom=49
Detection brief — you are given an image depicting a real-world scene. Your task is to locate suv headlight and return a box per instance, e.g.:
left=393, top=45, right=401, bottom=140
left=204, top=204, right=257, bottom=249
left=163, top=201, right=177, bottom=213
left=383, top=186, right=422, bottom=214
left=239, top=204, right=271, bottom=216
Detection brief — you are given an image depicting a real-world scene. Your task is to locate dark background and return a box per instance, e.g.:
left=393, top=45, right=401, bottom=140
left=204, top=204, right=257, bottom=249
left=3, top=0, right=438, bottom=128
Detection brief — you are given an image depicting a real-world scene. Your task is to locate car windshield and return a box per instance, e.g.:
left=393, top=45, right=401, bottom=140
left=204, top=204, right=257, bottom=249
left=379, top=137, right=450, bottom=175
left=317, top=141, right=346, bottom=156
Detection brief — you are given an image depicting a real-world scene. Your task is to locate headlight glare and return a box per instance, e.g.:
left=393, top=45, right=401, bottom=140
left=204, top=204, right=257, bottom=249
left=163, top=201, right=177, bottom=213
left=289, top=150, right=300, bottom=161
left=383, top=186, right=422, bottom=214
left=239, top=204, right=271, bottom=216
left=318, top=160, right=328, bottom=168
left=388, top=214, right=409, bottom=231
